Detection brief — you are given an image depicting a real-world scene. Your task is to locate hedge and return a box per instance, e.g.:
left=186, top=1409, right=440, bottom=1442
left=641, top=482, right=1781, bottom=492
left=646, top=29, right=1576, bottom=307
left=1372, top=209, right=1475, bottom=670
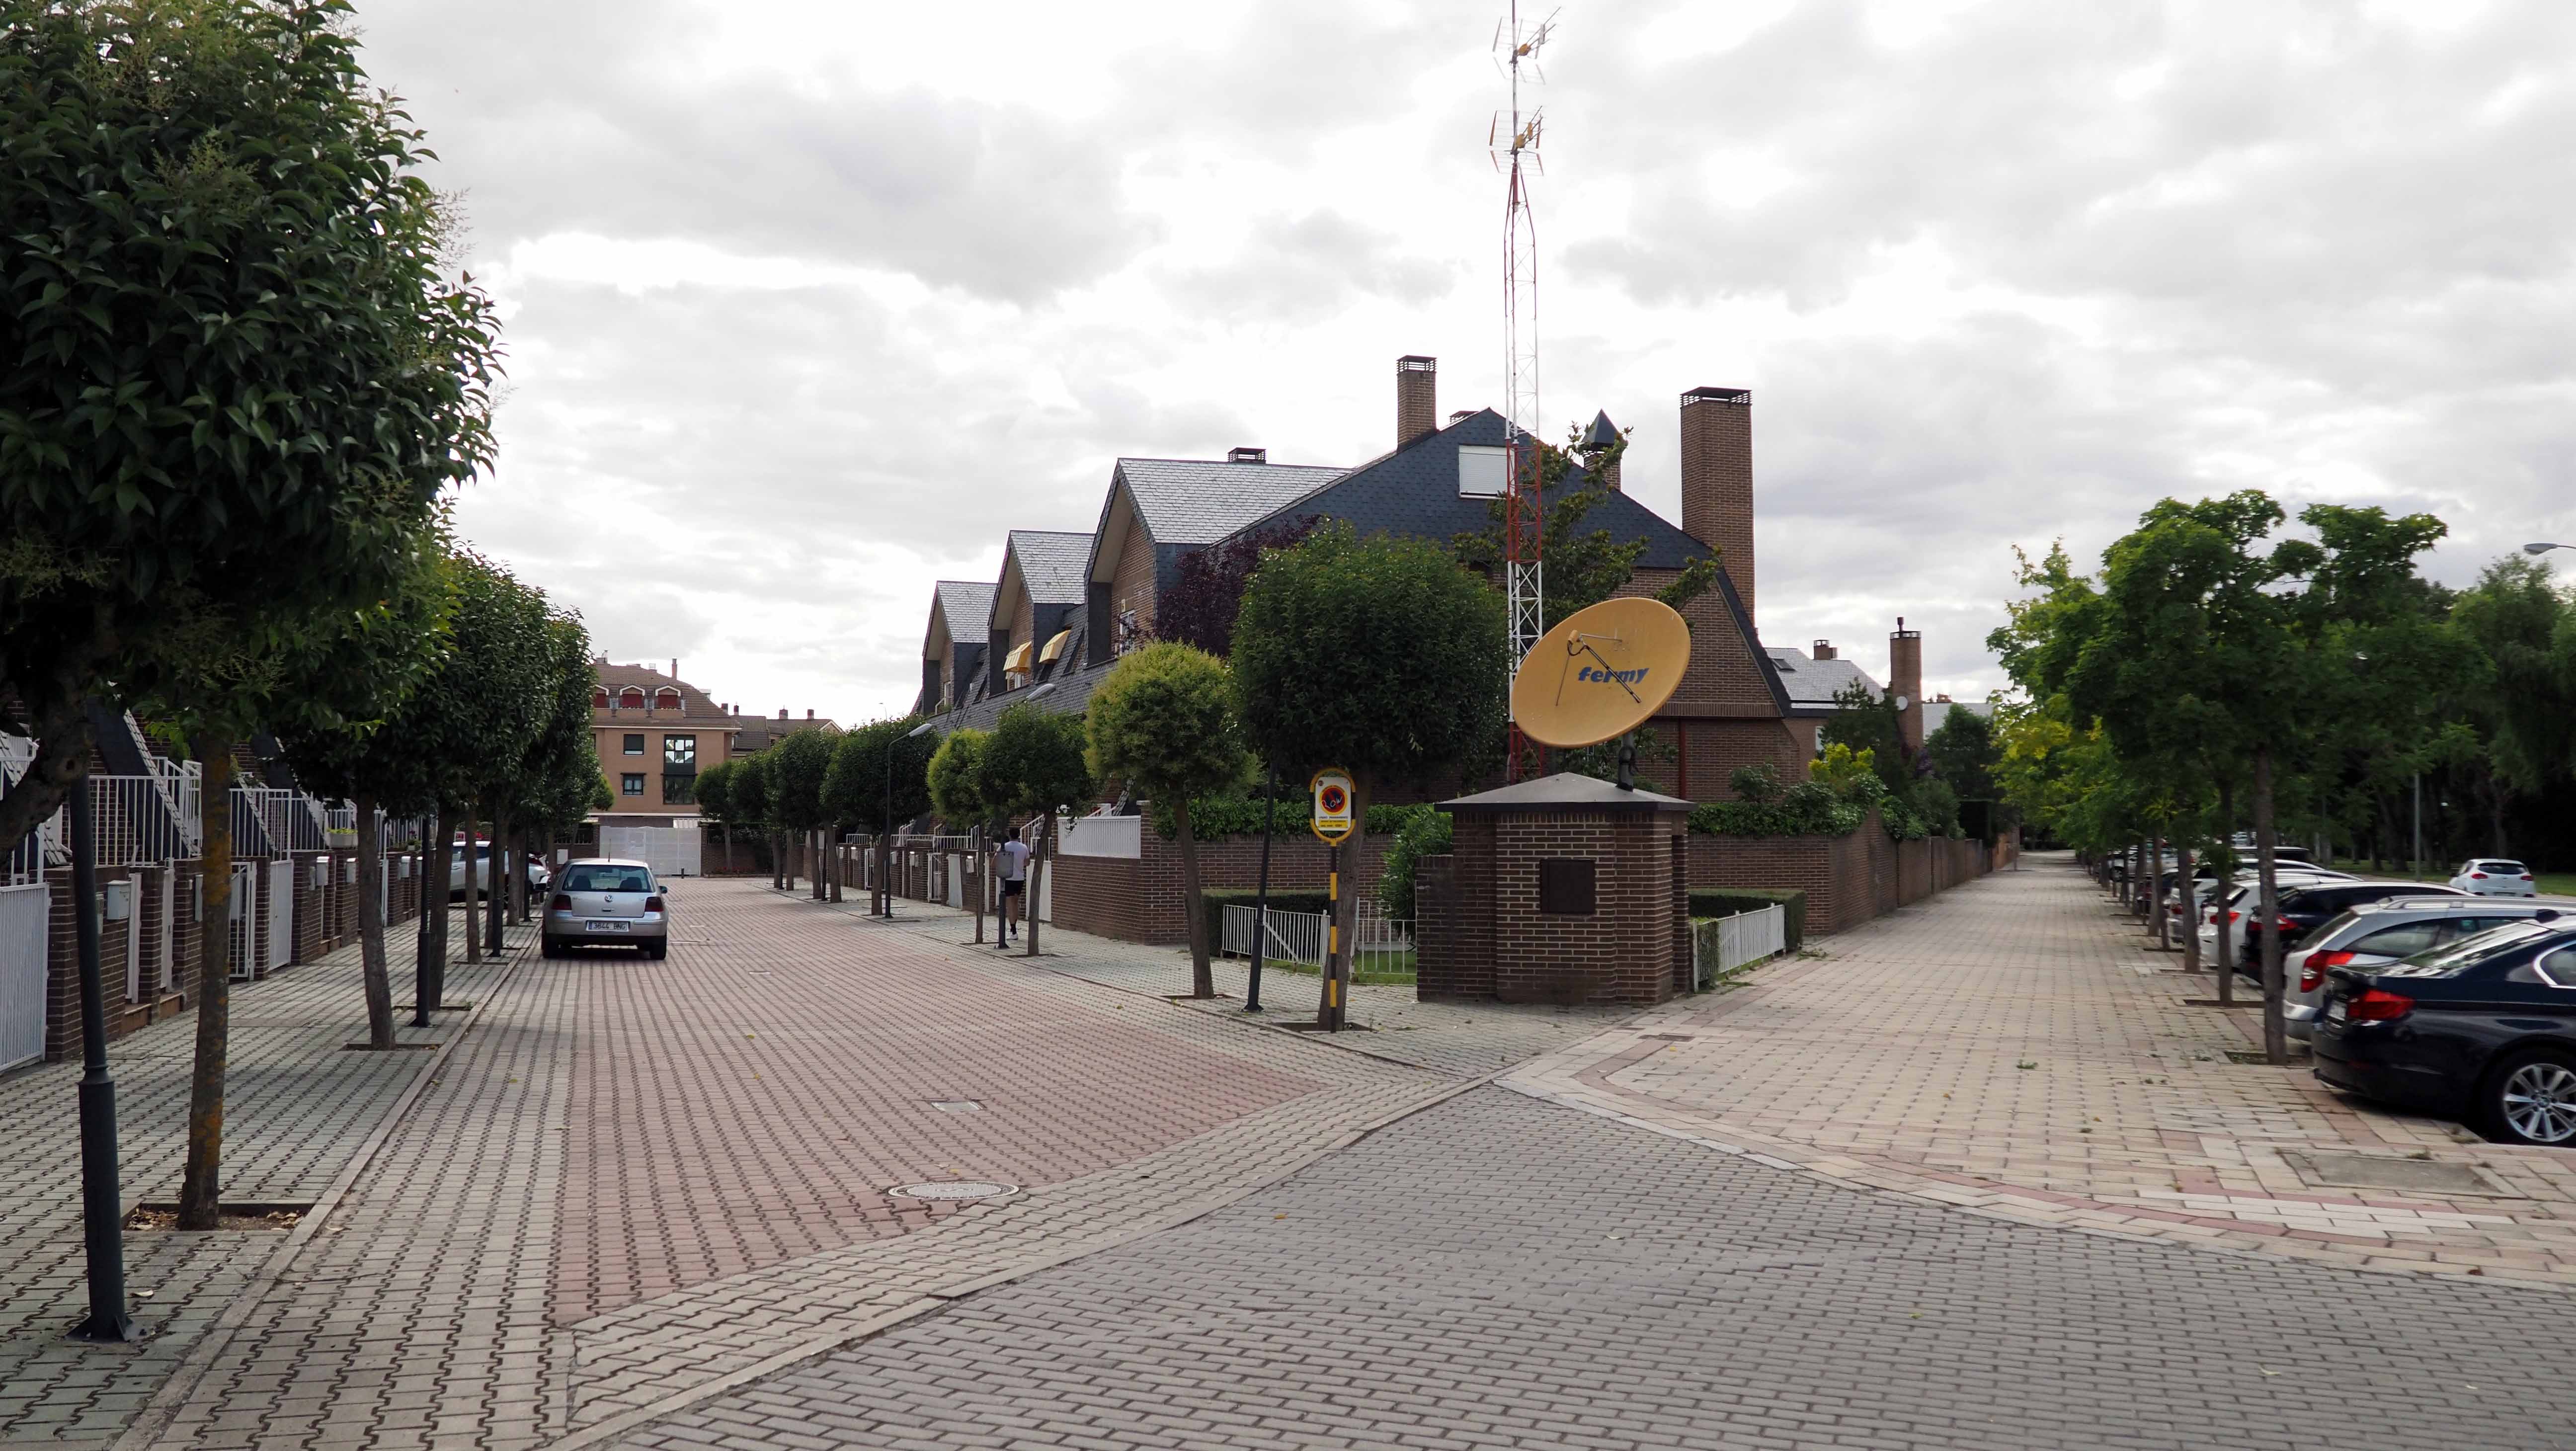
left=1151, top=794, right=1423, bottom=842
left=1689, top=887, right=1805, bottom=955
left=1203, top=887, right=1336, bottom=954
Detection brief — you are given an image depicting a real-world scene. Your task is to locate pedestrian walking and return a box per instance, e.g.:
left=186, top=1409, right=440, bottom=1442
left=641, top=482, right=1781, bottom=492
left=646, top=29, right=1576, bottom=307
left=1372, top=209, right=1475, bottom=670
left=995, top=825, right=1031, bottom=947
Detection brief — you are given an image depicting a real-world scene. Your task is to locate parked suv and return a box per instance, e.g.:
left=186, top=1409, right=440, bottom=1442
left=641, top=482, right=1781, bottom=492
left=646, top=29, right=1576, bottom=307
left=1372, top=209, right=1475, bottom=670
left=2313, top=913, right=2576, bottom=1143
left=2282, top=897, right=2572, bottom=1040
left=542, top=858, right=669, bottom=959
left=2449, top=859, right=2539, bottom=897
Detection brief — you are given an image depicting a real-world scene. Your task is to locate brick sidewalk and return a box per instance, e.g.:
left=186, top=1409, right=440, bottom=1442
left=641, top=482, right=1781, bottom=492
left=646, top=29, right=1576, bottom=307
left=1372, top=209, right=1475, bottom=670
left=0, top=911, right=518, bottom=1445
left=1505, top=852, right=2576, bottom=1287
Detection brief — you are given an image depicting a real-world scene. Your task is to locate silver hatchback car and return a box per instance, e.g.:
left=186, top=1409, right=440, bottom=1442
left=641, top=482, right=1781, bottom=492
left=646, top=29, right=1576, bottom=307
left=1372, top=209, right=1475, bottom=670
left=542, top=858, right=670, bottom=959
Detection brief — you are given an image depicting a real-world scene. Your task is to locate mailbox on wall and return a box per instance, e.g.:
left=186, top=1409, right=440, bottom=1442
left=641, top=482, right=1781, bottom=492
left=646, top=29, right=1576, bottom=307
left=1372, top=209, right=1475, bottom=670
left=102, top=880, right=131, bottom=922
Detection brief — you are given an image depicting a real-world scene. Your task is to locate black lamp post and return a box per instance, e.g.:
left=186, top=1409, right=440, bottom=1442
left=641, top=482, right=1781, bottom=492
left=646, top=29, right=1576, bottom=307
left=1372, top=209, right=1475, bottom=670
left=68, top=773, right=140, bottom=1342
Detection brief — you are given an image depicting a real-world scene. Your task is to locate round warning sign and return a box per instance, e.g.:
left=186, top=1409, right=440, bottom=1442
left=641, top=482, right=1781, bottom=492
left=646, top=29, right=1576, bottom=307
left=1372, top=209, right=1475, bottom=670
left=1310, top=768, right=1355, bottom=844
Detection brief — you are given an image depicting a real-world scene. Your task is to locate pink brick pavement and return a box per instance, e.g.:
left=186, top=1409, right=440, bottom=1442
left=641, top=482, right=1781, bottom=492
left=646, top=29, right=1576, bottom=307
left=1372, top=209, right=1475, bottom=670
left=555, top=879, right=1328, bottom=1322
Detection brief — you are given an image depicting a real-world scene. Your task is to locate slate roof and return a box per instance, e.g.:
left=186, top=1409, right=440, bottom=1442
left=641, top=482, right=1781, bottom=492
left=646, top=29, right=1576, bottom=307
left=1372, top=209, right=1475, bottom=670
left=1116, top=458, right=1347, bottom=546
left=1765, top=647, right=1885, bottom=715
left=1241, top=410, right=1707, bottom=571
left=1009, top=530, right=1093, bottom=605
left=934, top=581, right=995, bottom=644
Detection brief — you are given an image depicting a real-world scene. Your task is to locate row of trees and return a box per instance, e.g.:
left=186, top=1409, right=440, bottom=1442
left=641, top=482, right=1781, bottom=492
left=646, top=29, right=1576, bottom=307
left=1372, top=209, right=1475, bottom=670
left=1988, top=491, right=2576, bottom=1062
left=0, top=0, right=564, bottom=1235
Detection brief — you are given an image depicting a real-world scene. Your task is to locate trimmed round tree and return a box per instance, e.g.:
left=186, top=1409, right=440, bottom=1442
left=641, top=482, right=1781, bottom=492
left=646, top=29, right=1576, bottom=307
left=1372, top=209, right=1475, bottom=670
left=1085, top=644, right=1252, bottom=997
left=764, top=726, right=841, bottom=895
left=979, top=704, right=1093, bottom=957
left=1230, top=525, right=1508, bottom=997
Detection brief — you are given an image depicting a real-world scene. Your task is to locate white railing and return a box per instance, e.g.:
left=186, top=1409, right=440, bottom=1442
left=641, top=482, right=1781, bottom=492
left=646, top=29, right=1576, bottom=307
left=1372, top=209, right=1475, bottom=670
left=1220, top=900, right=1413, bottom=968
left=1692, top=904, right=1786, bottom=988
left=1, top=734, right=66, bottom=881
left=242, top=787, right=328, bottom=855
left=1056, top=814, right=1141, bottom=860
left=87, top=775, right=193, bottom=865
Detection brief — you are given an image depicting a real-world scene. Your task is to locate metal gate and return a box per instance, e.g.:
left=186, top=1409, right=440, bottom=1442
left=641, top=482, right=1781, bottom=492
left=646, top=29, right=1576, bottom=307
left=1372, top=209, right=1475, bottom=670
left=228, top=862, right=256, bottom=981
left=599, top=826, right=701, bottom=881
left=265, top=860, right=293, bottom=972
left=0, top=882, right=47, bottom=1071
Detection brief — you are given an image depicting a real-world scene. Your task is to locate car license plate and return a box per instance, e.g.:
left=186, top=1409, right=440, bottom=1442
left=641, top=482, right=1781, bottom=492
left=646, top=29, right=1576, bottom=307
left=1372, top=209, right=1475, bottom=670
left=2325, top=999, right=2344, bottom=1022
left=585, top=920, right=629, bottom=933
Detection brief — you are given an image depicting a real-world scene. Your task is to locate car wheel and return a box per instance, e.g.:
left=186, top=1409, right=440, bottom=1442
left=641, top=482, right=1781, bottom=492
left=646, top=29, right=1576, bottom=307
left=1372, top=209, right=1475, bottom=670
left=2487, top=1049, right=2576, bottom=1146
left=646, top=942, right=667, bottom=961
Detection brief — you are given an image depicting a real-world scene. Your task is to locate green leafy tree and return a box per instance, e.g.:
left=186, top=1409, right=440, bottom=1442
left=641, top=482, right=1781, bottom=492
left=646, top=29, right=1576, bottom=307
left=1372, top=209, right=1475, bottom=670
left=277, top=539, right=459, bottom=1048
left=979, top=703, right=1093, bottom=957
left=823, top=718, right=935, bottom=910
left=764, top=726, right=840, bottom=895
left=2441, top=556, right=2571, bottom=854
left=1085, top=644, right=1253, bottom=997
left=729, top=753, right=773, bottom=880
left=926, top=727, right=995, bottom=827
left=0, top=0, right=502, bottom=853
left=1925, top=707, right=2002, bottom=803
left=1232, top=524, right=1508, bottom=1008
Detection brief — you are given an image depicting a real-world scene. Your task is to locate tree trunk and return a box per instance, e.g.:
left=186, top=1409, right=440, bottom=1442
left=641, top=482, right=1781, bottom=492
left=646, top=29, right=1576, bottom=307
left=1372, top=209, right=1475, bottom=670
left=356, top=792, right=394, bottom=1049
left=1176, top=797, right=1213, bottom=998
left=2177, top=843, right=2200, bottom=973
left=461, top=803, right=483, bottom=964
left=418, top=803, right=455, bottom=1026
left=2254, top=747, right=2288, bottom=1063
left=0, top=688, right=96, bottom=859
left=179, top=736, right=235, bottom=1230
left=2150, top=835, right=2168, bottom=948
left=811, top=830, right=826, bottom=901
left=829, top=831, right=844, bottom=903
left=2214, top=780, right=2236, bottom=1007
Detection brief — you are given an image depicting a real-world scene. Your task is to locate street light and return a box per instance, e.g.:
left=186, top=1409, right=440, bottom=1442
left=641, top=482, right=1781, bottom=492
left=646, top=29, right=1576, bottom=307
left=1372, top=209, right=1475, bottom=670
left=2524, top=542, right=2572, bottom=555
left=877, top=720, right=939, bottom=918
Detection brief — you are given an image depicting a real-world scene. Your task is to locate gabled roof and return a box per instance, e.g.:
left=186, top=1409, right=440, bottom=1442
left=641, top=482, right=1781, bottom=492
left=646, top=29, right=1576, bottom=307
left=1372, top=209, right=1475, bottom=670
left=1765, top=648, right=1885, bottom=714
left=1113, top=457, right=1348, bottom=546
left=1008, top=530, right=1092, bottom=606
left=592, top=660, right=735, bottom=722
left=1238, top=409, right=1706, bottom=571
left=934, top=581, right=995, bottom=645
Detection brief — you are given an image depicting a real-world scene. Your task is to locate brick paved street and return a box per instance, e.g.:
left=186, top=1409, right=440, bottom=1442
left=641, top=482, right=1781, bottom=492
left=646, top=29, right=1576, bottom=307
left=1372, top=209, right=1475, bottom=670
left=1507, top=852, right=2576, bottom=1284
left=617, top=1086, right=2576, bottom=1451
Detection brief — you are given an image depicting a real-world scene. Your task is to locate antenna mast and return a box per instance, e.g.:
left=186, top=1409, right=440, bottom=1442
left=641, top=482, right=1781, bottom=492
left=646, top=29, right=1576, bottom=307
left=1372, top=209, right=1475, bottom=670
left=1496, top=2, right=1554, bottom=779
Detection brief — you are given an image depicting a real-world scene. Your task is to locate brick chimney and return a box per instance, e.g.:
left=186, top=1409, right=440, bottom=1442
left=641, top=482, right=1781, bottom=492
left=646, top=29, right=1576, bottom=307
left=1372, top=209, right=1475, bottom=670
left=1397, top=355, right=1437, bottom=446
left=1812, top=639, right=1837, bottom=660
left=1679, top=386, right=1754, bottom=619
left=1890, top=617, right=1924, bottom=756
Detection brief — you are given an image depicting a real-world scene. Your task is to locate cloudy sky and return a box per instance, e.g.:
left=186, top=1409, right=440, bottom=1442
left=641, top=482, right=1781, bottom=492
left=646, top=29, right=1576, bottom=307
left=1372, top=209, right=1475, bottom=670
left=359, top=0, right=2576, bottom=725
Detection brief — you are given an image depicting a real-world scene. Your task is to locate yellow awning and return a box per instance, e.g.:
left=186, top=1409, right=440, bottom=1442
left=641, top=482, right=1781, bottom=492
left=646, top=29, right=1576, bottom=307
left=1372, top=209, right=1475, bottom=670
left=1003, top=640, right=1034, bottom=673
left=1038, top=628, right=1073, bottom=664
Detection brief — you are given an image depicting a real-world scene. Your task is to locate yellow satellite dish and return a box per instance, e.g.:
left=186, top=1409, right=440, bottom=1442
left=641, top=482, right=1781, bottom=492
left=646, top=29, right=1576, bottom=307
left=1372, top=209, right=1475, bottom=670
left=1510, top=596, right=1691, bottom=748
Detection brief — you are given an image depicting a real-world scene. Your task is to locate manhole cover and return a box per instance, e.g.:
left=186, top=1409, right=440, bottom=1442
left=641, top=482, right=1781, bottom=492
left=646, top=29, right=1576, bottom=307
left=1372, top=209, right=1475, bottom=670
left=930, top=1100, right=983, bottom=1113
left=889, top=1181, right=1018, bottom=1201
left=2281, top=1150, right=2509, bottom=1197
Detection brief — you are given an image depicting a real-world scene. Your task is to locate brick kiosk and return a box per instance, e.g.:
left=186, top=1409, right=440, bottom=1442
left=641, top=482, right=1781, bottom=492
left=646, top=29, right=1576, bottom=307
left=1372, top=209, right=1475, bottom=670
left=1417, top=773, right=1693, bottom=1007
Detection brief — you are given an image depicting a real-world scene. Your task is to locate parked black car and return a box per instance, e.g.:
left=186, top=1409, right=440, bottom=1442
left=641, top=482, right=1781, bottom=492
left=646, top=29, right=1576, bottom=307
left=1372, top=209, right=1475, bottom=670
left=2235, top=880, right=2467, bottom=975
left=2312, top=914, right=2576, bottom=1144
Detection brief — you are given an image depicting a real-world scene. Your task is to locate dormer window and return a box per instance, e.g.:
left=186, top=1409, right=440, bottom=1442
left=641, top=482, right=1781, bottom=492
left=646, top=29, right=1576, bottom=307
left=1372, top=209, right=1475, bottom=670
left=618, top=686, right=645, bottom=710
left=593, top=687, right=609, bottom=709
left=654, top=687, right=681, bottom=712
left=1457, top=445, right=1507, bottom=497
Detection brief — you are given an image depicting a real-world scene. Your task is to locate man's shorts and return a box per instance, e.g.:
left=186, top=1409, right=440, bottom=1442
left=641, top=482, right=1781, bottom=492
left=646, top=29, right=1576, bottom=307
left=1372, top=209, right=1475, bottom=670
left=1000, top=879, right=1026, bottom=897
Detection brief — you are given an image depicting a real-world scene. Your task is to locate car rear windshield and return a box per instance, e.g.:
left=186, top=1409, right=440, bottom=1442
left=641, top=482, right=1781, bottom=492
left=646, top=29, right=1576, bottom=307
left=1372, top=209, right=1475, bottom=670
left=562, top=865, right=652, bottom=893
left=2384, top=920, right=2560, bottom=977
left=2475, top=861, right=2528, bottom=874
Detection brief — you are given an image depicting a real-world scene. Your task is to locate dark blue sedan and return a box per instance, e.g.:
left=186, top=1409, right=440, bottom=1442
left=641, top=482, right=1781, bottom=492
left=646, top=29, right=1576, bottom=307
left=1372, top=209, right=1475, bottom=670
left=2313, top=914, right=2576, bottom=1145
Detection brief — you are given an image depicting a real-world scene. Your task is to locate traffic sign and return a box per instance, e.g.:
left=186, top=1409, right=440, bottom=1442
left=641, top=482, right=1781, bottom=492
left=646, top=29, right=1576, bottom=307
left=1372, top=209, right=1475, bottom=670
left=1310, top=768, right=1355, bottom=844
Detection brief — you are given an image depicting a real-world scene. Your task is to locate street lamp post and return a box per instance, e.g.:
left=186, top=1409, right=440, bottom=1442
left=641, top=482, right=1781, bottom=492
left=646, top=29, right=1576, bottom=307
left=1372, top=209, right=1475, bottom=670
left=878, top=720, right=939, bottom=919
left=68, top=773, right=140, bottom=1342
left=2524, top=542, right=2572, bottom=556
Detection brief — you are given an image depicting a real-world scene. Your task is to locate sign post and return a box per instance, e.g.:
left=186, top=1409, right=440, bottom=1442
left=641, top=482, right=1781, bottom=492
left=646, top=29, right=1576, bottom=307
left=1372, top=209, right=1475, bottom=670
left=1310, top=768, right=1356, bottom=1031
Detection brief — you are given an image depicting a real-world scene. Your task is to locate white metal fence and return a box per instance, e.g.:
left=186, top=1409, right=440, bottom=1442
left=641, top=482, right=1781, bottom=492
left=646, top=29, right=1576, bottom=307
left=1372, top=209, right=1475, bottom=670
left=1219, top=900, right=1413, bottom=968
left=0, top=882, right=47, bottom=1071
left=1691, top=904, right=1787, bottom=989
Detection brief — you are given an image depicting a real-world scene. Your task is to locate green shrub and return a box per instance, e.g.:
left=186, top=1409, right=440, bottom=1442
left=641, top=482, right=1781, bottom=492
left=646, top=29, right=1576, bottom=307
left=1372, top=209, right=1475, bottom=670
left=1150, top=793, right=1424, bottom=841
left=1375, top=807, right=1452, bottom=918
left=1689, top=888, right=1805, bottom=954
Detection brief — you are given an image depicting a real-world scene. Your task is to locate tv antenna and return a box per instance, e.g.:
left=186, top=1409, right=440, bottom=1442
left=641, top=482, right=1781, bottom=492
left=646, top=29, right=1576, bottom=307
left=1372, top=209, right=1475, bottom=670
left=1494, top=2, right=1556, bottom=779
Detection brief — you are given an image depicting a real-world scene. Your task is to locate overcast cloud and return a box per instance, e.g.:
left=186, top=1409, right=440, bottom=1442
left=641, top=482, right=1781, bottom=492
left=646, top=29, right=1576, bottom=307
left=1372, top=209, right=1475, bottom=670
left=357, top=0, right=2576, bottom=724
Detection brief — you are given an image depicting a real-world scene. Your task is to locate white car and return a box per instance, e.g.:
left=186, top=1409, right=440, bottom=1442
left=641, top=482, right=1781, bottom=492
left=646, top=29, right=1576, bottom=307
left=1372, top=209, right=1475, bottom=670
left=2448, top=859, right=2538, bottom=897
left=2190, top=872, right=2361, bottom=956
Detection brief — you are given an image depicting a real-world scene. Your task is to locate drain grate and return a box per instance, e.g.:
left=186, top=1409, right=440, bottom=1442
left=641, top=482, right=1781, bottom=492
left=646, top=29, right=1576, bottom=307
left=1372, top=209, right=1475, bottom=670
left=889, top=1181, right=1017, bottom=1201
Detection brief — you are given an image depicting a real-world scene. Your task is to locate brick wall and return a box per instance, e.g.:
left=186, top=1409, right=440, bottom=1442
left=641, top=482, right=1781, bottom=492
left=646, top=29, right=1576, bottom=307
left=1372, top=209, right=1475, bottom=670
left=40, top=864, right=139, bottom=1062
left=292, top=851, right=328, bottom=965
left=1111, top=516, right=1157, bottom=643
left=1621, top=569, right=1775, bottom=720
left=698, top=828, right=765, bottom=877
left=1689, top=814, right=1994, bottom=939
left=1050, top=828, right=1392, bottom=946
left=1420, top=805, right=1689, bottom=1007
